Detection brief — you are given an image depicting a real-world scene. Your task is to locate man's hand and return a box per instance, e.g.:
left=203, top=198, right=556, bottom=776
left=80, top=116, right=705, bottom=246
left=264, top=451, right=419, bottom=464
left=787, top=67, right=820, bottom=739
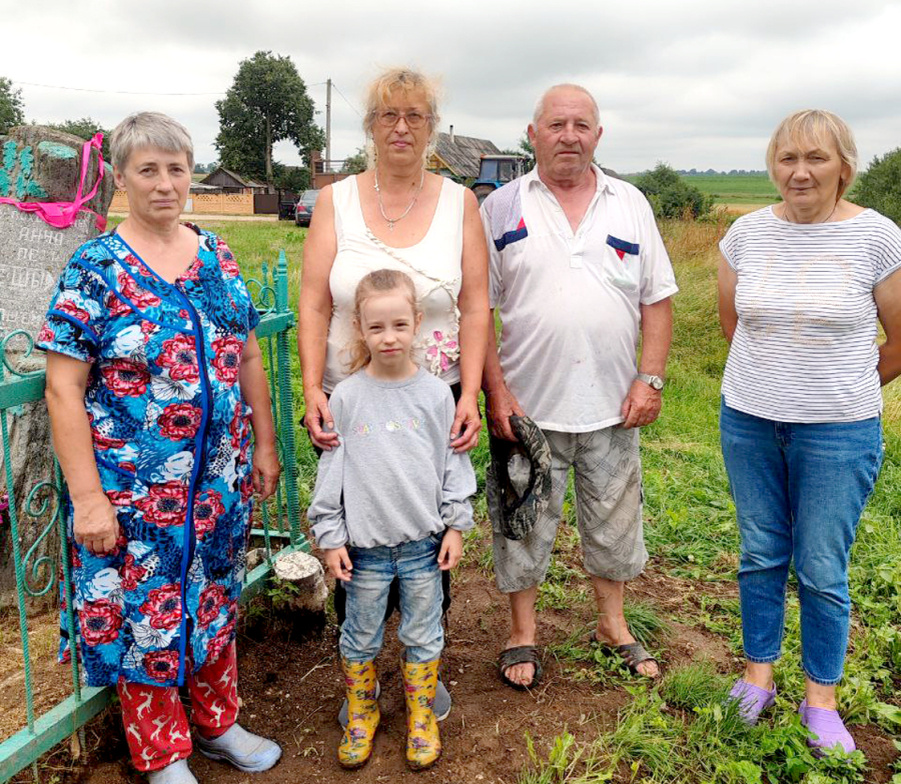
left=620, top=378, right=662, bottom=428
left=485, top=384, right=525, bottom=441
left=303, top=387, right=339, bottom=451
left=252, top=444, right=281, bottom=500
left=450, top=393, right=482, bottom=453
left=437, top=529, right=463, bottom=570
left=73, top=492, right=120, bottom=555
left=323, top=546, right=353, bottom=582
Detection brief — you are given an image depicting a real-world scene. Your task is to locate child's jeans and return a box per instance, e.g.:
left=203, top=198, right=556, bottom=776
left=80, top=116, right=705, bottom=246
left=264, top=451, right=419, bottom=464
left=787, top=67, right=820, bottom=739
left=340, top=534, right=444, bottom=663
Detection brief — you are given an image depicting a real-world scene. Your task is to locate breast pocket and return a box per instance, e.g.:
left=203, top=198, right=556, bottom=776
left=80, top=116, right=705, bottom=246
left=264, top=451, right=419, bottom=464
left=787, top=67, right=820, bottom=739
left=605, top=235, right=641, bottom=292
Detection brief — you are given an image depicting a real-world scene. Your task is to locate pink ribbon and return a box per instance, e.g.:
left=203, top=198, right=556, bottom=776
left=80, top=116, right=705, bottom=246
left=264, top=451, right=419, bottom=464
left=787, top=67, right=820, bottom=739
left=0, top=132, right=107, bottom=231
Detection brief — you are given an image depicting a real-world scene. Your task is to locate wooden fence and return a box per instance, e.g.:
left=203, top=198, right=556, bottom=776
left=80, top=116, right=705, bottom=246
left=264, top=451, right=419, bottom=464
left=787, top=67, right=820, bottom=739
left=109, top=191, right=255, bottom=216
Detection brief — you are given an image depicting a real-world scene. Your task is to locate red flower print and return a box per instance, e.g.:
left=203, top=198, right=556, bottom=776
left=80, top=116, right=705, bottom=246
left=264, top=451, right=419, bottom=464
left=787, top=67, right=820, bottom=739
left=218, top=251, right=240, bottom=278
left=37, top=323, right=55, bottom=344
left=104, top=489, right=133, bottom=507
left=193, top=489, right=225, bottom=539
left=240, top=473, right=254, bottom=503
left=158, top=334, right=200, bottom=383
left=197, top=583, right=228, bottom=628
left=120, top=553, right=146, bottom=591
left=158, top=403, right=202, bottom=441
left=92, top=430, right=126, bottom=450
left=229, top=402, right=245, bottom=449
left=206, top=610, right=237, bottom=662
left=55, top=299, right=91, bottom=325
left=117, top=271, right=162, bottom=309
left=140, top=583, right=183, bottom=630
left=119, top=462, right=136, bottom=473
left=143, top=649, right=180, bottom=683
left=79, top=599, right=123, bottom=646
left=135, top=481, right=188, bottom=527
left=140, top=320, right=156, bottom=338
left=100, top=359, right=150, bottom=397
left=211, top=336, right=243, bottom=385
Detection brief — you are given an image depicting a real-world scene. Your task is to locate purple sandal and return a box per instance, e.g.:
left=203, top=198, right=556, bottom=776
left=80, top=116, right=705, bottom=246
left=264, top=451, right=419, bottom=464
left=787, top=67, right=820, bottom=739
left=728, top=679, right=776, bottom=725
left=799, top=700, right=856, bottom=754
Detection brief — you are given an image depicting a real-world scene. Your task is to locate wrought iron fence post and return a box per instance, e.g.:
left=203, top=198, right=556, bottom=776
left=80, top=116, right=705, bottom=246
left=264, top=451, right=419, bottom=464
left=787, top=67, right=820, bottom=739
left=274, top=252, right=304, bottom=548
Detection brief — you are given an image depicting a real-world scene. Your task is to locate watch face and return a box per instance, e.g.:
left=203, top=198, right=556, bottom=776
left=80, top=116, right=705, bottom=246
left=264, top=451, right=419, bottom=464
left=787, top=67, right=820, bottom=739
left=651, top=377, right=664, bottom=390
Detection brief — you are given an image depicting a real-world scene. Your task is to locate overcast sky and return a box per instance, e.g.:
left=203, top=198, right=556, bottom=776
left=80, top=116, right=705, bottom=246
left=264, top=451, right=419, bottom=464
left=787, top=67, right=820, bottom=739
left=2, top=0, right=900, bottom=174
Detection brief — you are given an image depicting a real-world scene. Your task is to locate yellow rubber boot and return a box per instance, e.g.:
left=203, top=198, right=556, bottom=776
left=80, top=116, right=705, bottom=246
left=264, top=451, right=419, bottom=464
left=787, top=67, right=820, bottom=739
left=402, top=658, right=441, bottom=770
left=338, top=659, right=380, bottom=769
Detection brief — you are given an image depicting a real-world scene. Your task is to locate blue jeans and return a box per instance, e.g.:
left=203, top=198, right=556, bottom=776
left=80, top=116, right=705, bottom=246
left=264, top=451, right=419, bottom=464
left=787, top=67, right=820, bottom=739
left=340, top=534, right=444, bottom=664
left=720, top=402, right=883, bottom=685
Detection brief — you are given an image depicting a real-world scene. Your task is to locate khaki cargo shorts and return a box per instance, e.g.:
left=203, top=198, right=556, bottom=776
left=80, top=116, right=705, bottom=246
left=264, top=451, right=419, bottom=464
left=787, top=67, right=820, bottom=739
left=492, top=425, right=647, bottom=593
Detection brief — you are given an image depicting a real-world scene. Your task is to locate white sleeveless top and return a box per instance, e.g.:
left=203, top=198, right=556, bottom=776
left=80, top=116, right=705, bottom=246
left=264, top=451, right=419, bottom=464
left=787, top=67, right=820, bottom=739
left=323, top=175, right=465, bottom=393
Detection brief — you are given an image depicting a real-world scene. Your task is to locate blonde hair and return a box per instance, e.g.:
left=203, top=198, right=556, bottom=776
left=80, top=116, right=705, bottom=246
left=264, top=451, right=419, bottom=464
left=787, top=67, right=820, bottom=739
left=362, top=67, right=441, bottom=168
left=110, top=111, right=194, bottom=170
left=347, top=269, right=421, bottom=373
left=766, top=109, right=858, bottom=198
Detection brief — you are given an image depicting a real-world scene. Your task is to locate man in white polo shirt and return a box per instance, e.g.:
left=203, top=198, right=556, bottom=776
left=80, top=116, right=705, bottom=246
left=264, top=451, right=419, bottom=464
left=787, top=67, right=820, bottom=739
left=482, top=84, right=677, bottom=688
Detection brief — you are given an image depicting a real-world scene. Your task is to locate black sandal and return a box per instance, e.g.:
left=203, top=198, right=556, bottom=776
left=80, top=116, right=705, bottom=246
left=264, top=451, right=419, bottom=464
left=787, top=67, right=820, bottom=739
left=591, top=637, right=660, bottom=678
left=497, top=645, right=543, bottom=690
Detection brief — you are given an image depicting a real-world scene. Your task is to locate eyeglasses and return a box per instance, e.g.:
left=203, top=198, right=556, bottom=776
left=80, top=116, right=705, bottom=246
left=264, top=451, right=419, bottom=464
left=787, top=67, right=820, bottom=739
left=375, top=110, right=431, bottom=129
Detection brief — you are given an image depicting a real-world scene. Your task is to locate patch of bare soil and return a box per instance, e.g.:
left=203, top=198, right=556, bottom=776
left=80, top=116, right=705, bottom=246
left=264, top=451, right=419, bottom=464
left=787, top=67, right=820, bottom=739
left=7, top=563, right=899, bottom=784
left=0, top=607, right=73, bottom=744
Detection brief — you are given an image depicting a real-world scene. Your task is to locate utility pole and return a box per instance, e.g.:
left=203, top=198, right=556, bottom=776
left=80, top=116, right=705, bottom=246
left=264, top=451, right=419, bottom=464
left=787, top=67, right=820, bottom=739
left=326, top=78, right=332, bottom=172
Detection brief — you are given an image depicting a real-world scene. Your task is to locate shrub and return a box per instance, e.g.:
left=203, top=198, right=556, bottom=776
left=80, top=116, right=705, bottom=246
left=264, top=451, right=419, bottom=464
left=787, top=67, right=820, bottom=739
left=852, top=147, right=901, bottom=225
left=634, top=163, right=713, bottom=219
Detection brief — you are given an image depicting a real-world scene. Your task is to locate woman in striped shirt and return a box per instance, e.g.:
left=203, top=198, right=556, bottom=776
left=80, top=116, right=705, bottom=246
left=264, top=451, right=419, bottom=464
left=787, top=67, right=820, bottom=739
left=717, top=109, right=901, bottom=753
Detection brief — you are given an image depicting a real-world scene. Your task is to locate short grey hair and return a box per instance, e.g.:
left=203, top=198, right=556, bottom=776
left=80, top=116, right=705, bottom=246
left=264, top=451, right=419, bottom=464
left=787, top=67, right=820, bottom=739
left=110, top=111, right=194, bottom=170
left=532, top=84, right=600, bottom=127
left=766, top=109, right=858, bottom=197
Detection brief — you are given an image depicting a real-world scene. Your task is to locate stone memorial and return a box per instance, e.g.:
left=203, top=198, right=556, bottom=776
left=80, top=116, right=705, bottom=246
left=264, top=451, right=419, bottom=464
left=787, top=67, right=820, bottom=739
left=0, top=126, right=113, bottom=598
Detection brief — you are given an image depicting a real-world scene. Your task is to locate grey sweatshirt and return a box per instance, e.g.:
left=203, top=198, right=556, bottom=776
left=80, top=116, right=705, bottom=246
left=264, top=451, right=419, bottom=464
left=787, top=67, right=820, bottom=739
left=308, top=369, right=476, bottom=550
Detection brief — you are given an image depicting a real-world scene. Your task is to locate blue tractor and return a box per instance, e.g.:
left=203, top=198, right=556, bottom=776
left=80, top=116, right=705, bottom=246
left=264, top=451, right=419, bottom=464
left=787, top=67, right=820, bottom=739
left=471, top=154, right=529, bottom=204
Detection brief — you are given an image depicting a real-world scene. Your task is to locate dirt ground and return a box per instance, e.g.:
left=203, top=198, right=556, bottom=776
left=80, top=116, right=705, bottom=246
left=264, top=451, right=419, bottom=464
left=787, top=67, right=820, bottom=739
left=5, top=560, right=899, bottom=784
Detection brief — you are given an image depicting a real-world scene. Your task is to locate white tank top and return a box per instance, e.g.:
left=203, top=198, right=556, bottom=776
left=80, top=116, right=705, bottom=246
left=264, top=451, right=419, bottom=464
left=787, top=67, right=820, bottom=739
left=323, top=175, right=465, bottom=393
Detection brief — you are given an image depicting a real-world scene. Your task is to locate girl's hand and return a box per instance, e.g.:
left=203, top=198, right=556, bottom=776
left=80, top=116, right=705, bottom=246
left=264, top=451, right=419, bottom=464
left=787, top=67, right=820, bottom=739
left=304, top=387, right=340, bottom=451
left=73, top=491, right=120, bottom=555
left=450, top=393, right=482, bottom=453
left=252, top=444, right=281, bottom=500
left=324, top=546, right=353, bottom=582
left=437, top=529, right=463, bottom=570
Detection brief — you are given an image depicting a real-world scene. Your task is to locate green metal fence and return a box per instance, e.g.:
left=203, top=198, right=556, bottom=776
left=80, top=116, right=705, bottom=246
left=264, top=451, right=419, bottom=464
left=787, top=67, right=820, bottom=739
left=0, top=251, right=305, bottom=784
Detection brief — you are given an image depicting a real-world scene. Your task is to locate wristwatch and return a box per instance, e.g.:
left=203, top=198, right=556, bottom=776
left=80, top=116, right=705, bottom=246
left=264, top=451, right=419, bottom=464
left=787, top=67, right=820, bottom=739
left=636, top=373, right=665, bottom=391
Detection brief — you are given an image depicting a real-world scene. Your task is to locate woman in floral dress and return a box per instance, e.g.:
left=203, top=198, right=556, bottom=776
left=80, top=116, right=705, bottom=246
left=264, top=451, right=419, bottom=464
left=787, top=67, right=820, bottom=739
left=40, top=112, right=281, bottom=784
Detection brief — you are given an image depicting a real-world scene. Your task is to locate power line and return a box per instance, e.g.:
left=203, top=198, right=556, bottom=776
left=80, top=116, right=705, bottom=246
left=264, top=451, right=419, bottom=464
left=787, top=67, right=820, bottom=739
left=13, top=80, right=225, bottom=96
left=331, top=82, right=363, bottom=119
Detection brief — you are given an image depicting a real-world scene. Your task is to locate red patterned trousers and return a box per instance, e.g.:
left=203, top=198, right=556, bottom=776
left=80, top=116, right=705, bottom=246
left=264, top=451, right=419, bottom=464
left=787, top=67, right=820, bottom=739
left=117, top=642, right=239, bottom=771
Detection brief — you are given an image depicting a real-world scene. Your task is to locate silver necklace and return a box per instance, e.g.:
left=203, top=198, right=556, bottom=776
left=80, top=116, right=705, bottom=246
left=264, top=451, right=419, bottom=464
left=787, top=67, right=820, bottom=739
left=374, top=169, right=425, bottom=231
left=783, top=201, right=839, bottom=224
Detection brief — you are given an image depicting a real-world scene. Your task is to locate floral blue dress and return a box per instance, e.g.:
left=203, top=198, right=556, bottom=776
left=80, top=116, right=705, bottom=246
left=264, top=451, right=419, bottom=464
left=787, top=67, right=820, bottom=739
left=38, top=225, right=260, bottom=687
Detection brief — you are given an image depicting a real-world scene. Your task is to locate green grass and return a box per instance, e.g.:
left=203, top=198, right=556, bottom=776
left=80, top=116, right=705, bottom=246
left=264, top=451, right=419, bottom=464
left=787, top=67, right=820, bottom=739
left=682, top=174, right=779, bottom=205
left=195, top=217, right=899, bottom=783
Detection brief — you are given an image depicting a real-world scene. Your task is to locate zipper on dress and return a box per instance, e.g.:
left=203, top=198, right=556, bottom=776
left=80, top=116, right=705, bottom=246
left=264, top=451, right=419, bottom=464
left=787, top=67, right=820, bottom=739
left=173, top=282, right=213, bottom=685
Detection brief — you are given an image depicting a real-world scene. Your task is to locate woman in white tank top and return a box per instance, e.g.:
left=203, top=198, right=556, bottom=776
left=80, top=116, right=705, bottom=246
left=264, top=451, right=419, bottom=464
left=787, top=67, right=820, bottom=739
left=299, top=67, right=489, bottom=454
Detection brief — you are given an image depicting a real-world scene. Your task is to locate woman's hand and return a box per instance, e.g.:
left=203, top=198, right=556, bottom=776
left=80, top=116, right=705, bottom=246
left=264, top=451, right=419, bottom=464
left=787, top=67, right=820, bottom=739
left=450, top=393, right=482, bottom=453
left=252, top=444, right=281, bottom=500
left=304, top=387, right=340, bottom=451
left=72, top=491, right=120, bottom=556
left=437, top=529, right=463, bottom=570
left=323, top=546, right=353, bottom=582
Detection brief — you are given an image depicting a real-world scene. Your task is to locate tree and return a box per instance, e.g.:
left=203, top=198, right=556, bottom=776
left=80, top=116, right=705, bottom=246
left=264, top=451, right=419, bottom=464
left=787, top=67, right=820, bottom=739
left=341, top=147, right=368, bottom=174
left=0, top=77, right=25, bottom=134
left=45, top=117, right=111, bottom=160
left=852, top=148, right=901, bottom=226
left=215, top=51, right=324, bottom=189
left=633, top=162, right=712, bottom=219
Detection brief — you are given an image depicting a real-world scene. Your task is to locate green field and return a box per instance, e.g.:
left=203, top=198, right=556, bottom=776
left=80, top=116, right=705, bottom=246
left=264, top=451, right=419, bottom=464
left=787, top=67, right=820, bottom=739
left=188, top=218, right=901, bottom=782
left=683, top=173, right=778, bottom=205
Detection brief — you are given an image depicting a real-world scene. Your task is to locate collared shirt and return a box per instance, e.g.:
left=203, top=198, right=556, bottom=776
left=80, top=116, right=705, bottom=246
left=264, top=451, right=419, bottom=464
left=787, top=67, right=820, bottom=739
left=481, top=165, right=678, bottom=432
